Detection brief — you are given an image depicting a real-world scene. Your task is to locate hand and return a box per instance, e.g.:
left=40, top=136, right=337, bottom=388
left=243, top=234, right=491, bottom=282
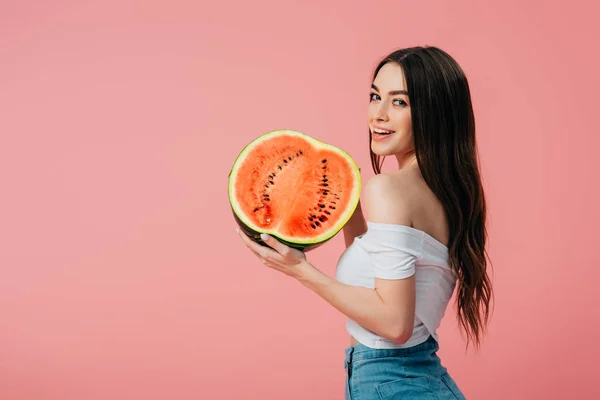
left=237, top=228, right=309, bottom=279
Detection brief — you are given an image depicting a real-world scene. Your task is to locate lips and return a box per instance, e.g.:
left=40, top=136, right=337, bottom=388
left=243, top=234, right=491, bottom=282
left=371, top=129, right=395, bottom=142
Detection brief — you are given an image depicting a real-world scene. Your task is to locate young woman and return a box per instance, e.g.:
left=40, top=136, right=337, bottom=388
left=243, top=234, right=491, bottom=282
left=237, top=46, right=493, bottom=400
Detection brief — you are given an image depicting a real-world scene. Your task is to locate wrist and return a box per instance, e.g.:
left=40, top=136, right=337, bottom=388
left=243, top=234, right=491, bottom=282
left=295, top=260, right=316, bottom=282
left=296, top=261, right=330, bottom=289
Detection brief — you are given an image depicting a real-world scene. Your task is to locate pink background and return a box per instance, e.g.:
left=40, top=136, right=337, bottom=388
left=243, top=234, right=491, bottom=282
left=1, top=0, right=598, bottom=399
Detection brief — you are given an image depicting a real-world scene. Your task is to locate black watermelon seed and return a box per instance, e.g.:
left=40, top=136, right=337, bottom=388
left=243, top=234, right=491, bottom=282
left=315, top=221, right=320, bottom=226
left=324, top=210, right=330, bottom=215
left=264, top=198, right=270, bottom=201
left=269, top=180, right=274, bottom=185
left=278, top=165, right=282, bottom=170
left=322, top=159, right=327, bottom=163
left=322, top=183, right=329, bottom=187
left=288, top=156, right=292, bottom=161
left=329, top=206, right=336, bottom=209
left=283, top=159, right=288, bottom=164
left=311, top=224, right=316, bottom=229
left=299, top=150, right=303, bottom=155
left=318, top=204, right=325, bottom=208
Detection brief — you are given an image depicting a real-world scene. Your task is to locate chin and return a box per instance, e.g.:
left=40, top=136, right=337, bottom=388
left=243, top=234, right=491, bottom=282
left=371, top=139, right=400, bottom=157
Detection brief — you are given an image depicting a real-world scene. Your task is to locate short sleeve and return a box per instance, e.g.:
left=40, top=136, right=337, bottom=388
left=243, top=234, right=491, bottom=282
left=355, top=223, right=423, bottom=280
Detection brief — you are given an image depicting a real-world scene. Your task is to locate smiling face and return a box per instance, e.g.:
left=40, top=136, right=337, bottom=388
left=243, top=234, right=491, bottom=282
left=368, top=62, right=416, bottom=168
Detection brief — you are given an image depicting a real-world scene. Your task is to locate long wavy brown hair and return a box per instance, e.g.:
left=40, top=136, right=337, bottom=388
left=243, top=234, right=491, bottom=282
left=369, top=46, right=494, bottom=350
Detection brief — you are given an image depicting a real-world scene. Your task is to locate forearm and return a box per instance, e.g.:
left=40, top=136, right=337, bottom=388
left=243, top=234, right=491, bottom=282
left=342, top=201, right=368, bottom=248
left=297, top=262, right=408, bottom=343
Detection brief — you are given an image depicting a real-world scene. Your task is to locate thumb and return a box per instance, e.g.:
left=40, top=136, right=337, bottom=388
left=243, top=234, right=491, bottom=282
left=260, top=233, right=289, bottom=256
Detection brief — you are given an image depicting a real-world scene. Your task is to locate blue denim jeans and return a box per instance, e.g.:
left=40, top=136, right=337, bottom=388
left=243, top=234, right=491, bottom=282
left=344, top=335, right=466, bottom=399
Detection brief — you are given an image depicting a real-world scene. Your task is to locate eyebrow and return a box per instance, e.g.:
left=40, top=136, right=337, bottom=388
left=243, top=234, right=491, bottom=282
left=371, top=84, right=408, bottom=96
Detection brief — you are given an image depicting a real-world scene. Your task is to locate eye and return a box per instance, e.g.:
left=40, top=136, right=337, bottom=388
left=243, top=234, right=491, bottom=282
left=393, top=99, right=407, bottom=106
left=369, top=93, right=380, bottom=102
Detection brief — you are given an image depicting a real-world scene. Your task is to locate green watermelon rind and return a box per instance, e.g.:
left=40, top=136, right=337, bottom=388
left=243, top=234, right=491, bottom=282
left=228, top=129, right=361, bottom=252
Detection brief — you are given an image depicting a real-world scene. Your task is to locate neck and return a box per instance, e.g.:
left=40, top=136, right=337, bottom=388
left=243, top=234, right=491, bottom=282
left=395, top=150, right=417, bottom=169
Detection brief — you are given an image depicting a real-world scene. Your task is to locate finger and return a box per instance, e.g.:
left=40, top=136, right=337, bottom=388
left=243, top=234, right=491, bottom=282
left=238, top=228, right=282, bottom=261
left=237, top=229, right=259, bottom=254
left=259, top=234, right=290, bottom=256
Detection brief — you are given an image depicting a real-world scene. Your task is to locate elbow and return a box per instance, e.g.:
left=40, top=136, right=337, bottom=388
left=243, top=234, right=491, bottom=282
left=387, top=324, right=413, bottom=345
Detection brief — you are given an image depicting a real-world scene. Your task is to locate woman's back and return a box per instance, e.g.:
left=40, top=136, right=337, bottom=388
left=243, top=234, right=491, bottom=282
left=387, top=165, right=449, bottom=249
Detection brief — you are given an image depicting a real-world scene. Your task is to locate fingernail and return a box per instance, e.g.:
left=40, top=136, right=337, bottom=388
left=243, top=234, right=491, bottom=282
left=260, top=233, right=269, bottom=241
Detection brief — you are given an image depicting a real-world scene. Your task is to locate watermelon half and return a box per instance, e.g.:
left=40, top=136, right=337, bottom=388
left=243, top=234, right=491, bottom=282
left=228, top=129, right=361, bottom=251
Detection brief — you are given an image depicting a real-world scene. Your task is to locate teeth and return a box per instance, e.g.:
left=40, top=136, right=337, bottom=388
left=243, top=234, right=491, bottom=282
left=374, top=128, right=394, bottom=134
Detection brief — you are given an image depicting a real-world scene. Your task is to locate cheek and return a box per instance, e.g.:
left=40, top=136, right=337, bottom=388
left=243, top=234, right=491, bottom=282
left=396, top=110, right=412, bottom=131
left=367, top=104, right=377, bottom=119
left=392, top=112, right=413, bottom=146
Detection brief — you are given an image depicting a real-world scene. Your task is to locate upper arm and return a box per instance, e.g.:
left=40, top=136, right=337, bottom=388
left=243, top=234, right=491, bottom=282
left=363, top=174, right=417, bottom=341
left=363, top=173, right=412, bottom=226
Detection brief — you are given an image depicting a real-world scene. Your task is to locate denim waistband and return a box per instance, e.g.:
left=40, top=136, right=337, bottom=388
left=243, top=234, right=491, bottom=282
left=344, top=335, right=438, bottom=365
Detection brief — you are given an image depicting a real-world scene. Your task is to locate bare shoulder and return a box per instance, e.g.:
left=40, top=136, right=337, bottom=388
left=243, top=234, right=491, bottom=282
left=363, top=169, right=421, bottom=226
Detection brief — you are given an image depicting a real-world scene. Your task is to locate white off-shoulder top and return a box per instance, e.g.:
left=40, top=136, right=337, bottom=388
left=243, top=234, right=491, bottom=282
left=335, top=222, right=457, bottom=349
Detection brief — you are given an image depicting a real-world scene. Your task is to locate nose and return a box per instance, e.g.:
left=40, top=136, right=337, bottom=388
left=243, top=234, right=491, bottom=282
left=371, top=102, right=389, bottom=122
